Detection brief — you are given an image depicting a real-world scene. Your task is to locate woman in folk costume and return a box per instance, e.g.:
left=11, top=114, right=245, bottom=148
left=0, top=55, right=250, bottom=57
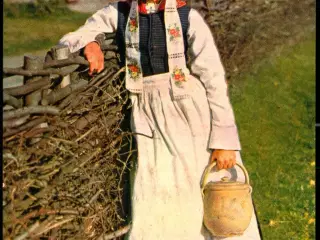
left=59, top=0, right=261, bottom=239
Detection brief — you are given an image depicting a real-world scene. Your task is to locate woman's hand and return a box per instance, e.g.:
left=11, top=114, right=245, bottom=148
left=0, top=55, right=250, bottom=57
left=84, top=41, right=104, bottom=76
left=210, top=149, right=236, bottom=170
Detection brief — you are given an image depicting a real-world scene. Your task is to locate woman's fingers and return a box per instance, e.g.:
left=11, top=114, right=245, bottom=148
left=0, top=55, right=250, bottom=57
left=227, top=159, right=234, bottom=169
left=223, top=159, right=229, bottom=169
left=88, top=57, right=98, bottom=75
left=87, top=54, right=104, bottom=75
left=88, top=56, right=104, bottom=75
left=211, top=150, right=237, bottom=170
left=84, top=41, right=105, bottom=76
left=217, top=160, right=223, bottom=170
left=98, top=55, right=105, bottom=73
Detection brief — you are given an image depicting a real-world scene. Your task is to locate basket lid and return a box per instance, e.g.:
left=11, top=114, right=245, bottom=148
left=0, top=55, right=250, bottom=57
left=204, top=177, right=251, bottom=191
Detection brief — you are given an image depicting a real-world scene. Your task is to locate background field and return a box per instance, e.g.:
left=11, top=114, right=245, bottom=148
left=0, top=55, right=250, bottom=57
left=3, top=2, right=91, bottom=56
left=230, top=32, right=315, bottom=239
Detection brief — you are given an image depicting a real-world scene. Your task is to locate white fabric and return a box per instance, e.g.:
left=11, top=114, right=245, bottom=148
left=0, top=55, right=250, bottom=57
left=58, top=5, right=241, bottom=150
left=127, top=73, right=260, bottom=239
left=58, top=3, right=118, bottom=52
left=125, top=0, right=144, bottom=93
left=163, top=0, right=191, bottom=99
left=187, top=10, right=241, bottom=150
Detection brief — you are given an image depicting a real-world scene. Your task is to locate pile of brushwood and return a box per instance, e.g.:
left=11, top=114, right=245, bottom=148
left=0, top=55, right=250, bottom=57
left=3, top=33, right=134, bottom=240
left=2, top=0, right=314, bottom=239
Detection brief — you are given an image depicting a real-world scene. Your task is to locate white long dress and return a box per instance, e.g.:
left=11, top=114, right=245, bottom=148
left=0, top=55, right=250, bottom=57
left=59, top=3, right=261, bottom=240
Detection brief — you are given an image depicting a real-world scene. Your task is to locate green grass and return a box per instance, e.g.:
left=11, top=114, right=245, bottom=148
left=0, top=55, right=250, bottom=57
left=4, top=7, right=91, bottom=56
left=229, top=32, right=315, bottom=239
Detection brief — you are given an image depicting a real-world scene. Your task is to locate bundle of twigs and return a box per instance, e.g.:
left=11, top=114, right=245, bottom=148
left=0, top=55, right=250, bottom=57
left=3, top=33, right=133, bottom=240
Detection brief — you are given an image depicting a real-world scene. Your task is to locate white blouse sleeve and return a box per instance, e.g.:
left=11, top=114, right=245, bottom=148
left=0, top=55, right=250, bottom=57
left=58, top=3, right=118, bottom=53
left=187, top=8, right=241, bottom=151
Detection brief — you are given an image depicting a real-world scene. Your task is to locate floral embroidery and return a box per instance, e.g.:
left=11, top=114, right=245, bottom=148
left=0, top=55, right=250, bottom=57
left=172, top=67, right=186, bottom=87
left=127, top=61, right=141, bottom=81
left=138, top=0, right=186, bottom=14
left=167, top=24, right=181, bottom=41
left=144, top=0, right=163, bottom=13
left=129, top=17, right=138, bottom=32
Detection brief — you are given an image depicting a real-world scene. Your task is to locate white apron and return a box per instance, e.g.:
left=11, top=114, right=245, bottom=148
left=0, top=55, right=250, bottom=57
left=127, top=73, right=261, bottom=240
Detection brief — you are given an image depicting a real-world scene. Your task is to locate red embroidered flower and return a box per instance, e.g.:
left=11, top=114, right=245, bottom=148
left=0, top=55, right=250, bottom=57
left=167, top=24, right=181, bottom=41
left=130, top=19, right=137, bottom=27
left=170, top=29, right=177, bottom=36
left=129, top=65, right=139, bottom=72
left=128, top=62, right=141, bottom=80
left=174, top=73, right=184, bottom=81
left=129, top=17, right=138, bottom=32
left=172, top=67, right=186, bottom=86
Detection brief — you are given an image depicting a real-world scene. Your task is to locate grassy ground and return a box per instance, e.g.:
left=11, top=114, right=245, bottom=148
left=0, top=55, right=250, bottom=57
left=229, top=32, right=315, bottom=240
left=4, top=8, right=91, bottom=56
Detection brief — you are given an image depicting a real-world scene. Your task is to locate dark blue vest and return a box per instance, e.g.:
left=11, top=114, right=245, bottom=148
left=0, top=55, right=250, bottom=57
left=116, top=2, right=191, bottom=77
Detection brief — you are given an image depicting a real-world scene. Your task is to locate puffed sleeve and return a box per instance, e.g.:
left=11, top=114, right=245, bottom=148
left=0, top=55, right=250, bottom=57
left=187, top=8, right=241, bottom=150
left=58, top=2, right=119, bottom=53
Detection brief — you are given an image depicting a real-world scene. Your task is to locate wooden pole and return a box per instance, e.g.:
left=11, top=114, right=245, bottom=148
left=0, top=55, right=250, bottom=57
left=24, top=56, right=44, bottom=106
left=23, top=56, right=48, bottom=144
left=53, top=45, right=71, bottom=88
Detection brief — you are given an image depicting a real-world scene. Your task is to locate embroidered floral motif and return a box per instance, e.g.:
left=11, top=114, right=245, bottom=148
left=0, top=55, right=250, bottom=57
left=129, top=17, right=138, bottom=32
left=172, top=67, right=186, bottom=87
left=167, top=24, right=181, bottom=41
left=144, top=0, right=163, bottom=13
left=127, top=61, right=141, bottom=81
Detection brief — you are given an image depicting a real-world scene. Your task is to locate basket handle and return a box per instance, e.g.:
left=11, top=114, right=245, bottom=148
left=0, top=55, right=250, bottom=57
left=200, top=162, right=251, bottom=197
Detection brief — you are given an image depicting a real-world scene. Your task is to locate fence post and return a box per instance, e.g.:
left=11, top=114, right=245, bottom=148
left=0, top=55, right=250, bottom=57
left=24, top=56, right=44, bottom=106
left=53, top=45, right=71, bottom=88
left=23, top=56, right=48, bottom=144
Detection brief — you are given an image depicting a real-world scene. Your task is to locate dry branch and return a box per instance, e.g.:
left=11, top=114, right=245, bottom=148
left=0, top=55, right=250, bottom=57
left=72, top=112, right=99, bottom=131
left=24, top=126, right=54, bottom=138
left=97, top=224, right=131, bottom=240
left=3, top=65, right=80, bottom=78
left=3, top=92, right=22, bottom=108
left=104, top=51, right=117, bottom=60
left=104, top=32, right=116, bottom=40
left=100, top=44, right=118, bottom=51
left=42, top=79, right=88, bottom=105
left=3, top=67, right=60, bottom=77
left=4, top=77, right=51, bottom=97
left=3, top=106, right=60, bottom=120
left=3, top=115, right=30, bottom=129
left=3, top=117, right=46, bottom=138
left=14, top=221, right=40, bottom=240
left=43, top=56, right=89, bottom=68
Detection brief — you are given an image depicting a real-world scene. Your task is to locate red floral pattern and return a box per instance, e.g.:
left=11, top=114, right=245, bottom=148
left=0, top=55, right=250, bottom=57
left=128, top=62, right=141, bottom=80
left=138, top=0, right=187, bottom=14
left=167, top=24, right=181, bottom=41
left=129, top=17, right=138, bottom=32
left=172, top=67, right=186, bottom=86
